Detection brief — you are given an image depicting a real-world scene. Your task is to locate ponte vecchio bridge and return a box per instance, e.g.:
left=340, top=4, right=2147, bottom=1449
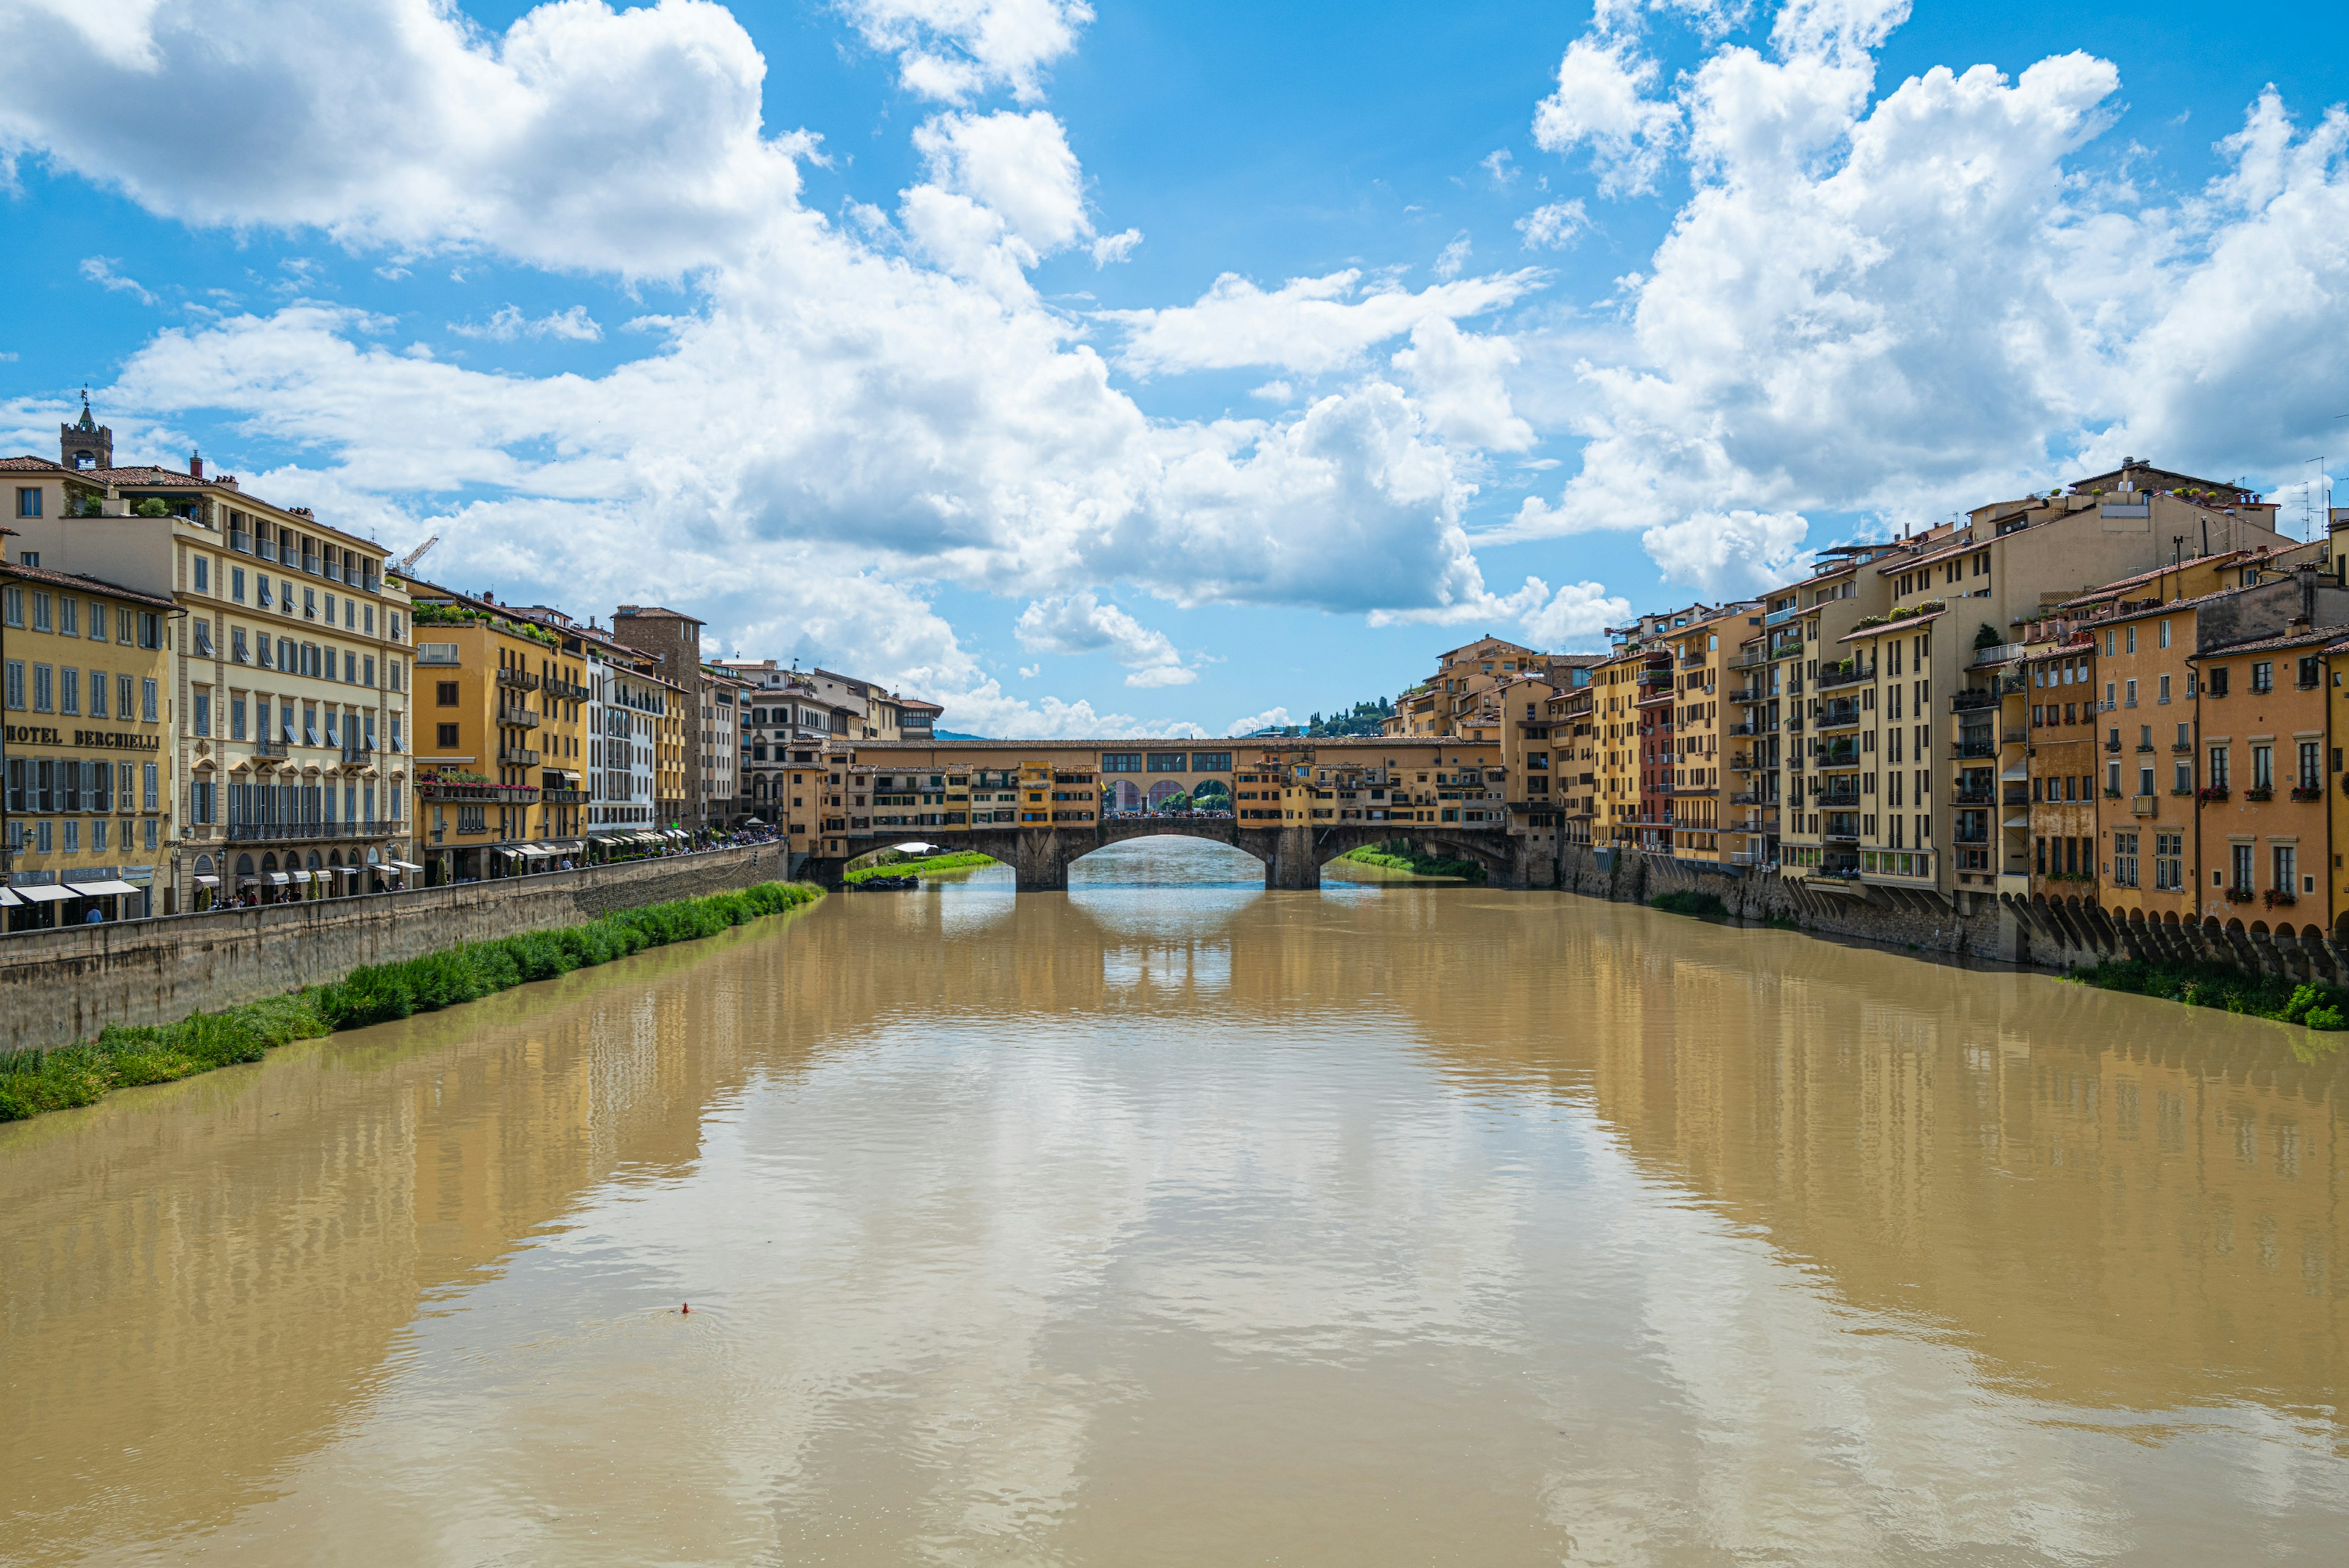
left=784, top=737, right=1535, bottom=890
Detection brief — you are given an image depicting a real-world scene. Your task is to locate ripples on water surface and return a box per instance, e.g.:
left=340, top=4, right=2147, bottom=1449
left=2, top=837, right=2345, bottom=1565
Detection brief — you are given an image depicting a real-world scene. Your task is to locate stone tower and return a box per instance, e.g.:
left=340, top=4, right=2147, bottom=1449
left=60, top=393, right=112, bottom=471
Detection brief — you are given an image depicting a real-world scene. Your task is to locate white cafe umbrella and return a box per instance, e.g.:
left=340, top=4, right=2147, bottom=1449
left=891, top=841, right=941, bottom=854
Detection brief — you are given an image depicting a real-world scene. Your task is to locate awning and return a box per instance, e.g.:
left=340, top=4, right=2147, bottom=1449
left=14, top=884, right=76, bottom=902
left=194, top=875, right=221, bottom=886
left=333, top=866, right=361, bottom=877
left=892, top=841, right=940, bottom=854
left=291, top=870, right=313, bottom=883
left=390, top=860, right=425, bottom=872
left=69, top=880, right=143, bottom=896
left=495, top=847, right=522, bottom=858
left=0, top=888, right=20, bottom=907
left=267, top=872, right=291, bottom=885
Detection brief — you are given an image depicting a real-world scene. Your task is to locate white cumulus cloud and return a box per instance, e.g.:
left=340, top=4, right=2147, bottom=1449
left=448, top=304, right=603, bottom=343
left=1108, top=267, right=1543, bottom=379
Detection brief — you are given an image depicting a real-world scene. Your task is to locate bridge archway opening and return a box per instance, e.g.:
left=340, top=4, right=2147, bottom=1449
left=1066, top=833, right=1265, bottom=885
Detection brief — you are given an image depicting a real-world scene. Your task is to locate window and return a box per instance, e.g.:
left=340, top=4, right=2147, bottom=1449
left=2139, top=764, right=2154, bottom=797
left=142, top=762, right=158, bottom=811
left=2176, top=760, right=2193, bottom=793
left=2125, top=626, right=2137, bottom=653
left=2158, top=674, right=2170, bottom=704
left=117, top=674, right=132, bottom=721
left=437, top=723, right=459, bottom=748
left=232, top=626, right=248, bottom=663
left=193, top=691, right=211, bottom=737
left=138, top=613, right=160, bottom=649
left=436, top=680, right=460, bottom=707
left=2159, top=619, right=2171, bottom=648
left=2252, top=744, right=2273, bottom=790
left=15, top=486, right=41, bottom=518
left=1, top=589, right=18, bottom=628
left=59, top=667, right=79, bottom=715
left=89, top=674, right=106, bottom=719
left=141, top=677, right=158, bottom=723
left=2153, top=831, right=2183, bottom=891
left=193, top=556, right=210, bottom=593
left=2252, top=661, right=2274, bottom=693
left=190, top=780, right=215, bottom=825
left=2208, top=666, right=2230, bottom=697
left=1102, top=752, right=1141, bottom=772
left=2209, top=746, right=2230, bottom=789
left=232, top=567, right=247, bottom=603
left=2107, top=760, right=2121, bottom=796
left=32, top=663, right=52, bottom=712
left=2124, top=678, right=2137, bottom=708
left=58, top=598, right=77, bottom=637
left=193, top=619, right=213, bottom=657
left=2275, top=844, right=2298, bottom=896
left=32, top=593, right=51, bottom=633
left=231, top=696, right=247, bottom=740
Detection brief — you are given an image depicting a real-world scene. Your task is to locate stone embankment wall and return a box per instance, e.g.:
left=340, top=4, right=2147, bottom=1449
left=1557, top=844, right=2013, bottom=960
left=1559, top=843, right=2349, bottom=984
left=0, top=845, right=794, bottom=1053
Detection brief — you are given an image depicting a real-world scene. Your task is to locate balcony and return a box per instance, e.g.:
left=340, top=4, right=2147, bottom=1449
left=541, top=787, right=590, bottom=805
left=340, top=745, right=374, bottom=766
left=1817, top=745, right=1859, bottom=768
left=1764, top=603, right=1799, bottom=626
left=545, top=676, right=590, bottom=702
left=1816, top=702, right=1861, bottom=730
left=2131, top=795, right=2157, bottom=817
left=1816, top=789, right=1860, bottom=808
left=1953, top=787, right=1993, bottom=806
left=498, top=745, right=541, bottom=767
left=1816, top=661, right=1875, bottom=691
left=497, top=667, right=543, bottom=692
left=1950, top=688, right=2004, bottom=713
left=1958, top=738, right=1997, bottom=759
left=420, top=778, right=538, bottom=802
left=253, top=740, right=289, bottom=759
left=1972, top=642, right=2027, bottom=666
left=498, top=705, right=542, bottom=730
left=1729, top=685, right=1767, bottom=705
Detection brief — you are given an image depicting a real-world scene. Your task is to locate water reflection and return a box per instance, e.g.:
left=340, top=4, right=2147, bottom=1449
left=1, top=841, right=2343, bottom=1565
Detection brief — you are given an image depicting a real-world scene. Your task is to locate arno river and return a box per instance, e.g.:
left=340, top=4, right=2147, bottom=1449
left=2, top=841, right=2344, bottom=1564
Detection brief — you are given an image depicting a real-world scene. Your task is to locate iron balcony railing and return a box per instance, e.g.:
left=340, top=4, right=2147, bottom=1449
left=544, top=676, right=590, bottom=702
left=253, top=740, right=289, bottom=759
left=1816, top=702, right=1861, bottom=729
left=498, top=745, right=541, bottom=767
left=1816, top=662, right=1875, bottom=690
left=496, top=667, right=543, bottom=691
left=498, top=705, right=542, bottom=730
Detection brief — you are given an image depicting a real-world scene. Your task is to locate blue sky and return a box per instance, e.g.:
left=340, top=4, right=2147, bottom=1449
left=2, top=0, right=2347, bottom=736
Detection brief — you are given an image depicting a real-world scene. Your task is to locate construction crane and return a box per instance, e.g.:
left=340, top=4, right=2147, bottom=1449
left=393, top=533, right=440, bottom=576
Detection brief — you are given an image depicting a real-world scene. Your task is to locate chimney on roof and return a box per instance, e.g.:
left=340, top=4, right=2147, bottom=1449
left=189, top=451, right=203, bottom=480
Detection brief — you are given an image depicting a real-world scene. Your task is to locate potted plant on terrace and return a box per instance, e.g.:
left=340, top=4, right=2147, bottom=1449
left=2245, top=784, right=2274, bottom=801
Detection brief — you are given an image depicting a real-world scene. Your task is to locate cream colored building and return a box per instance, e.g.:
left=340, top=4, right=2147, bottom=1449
left=8, top=409, right=416, bottom=908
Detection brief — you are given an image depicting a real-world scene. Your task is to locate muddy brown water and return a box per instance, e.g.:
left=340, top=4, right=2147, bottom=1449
left=2, top=839, right=2343, bottom=1564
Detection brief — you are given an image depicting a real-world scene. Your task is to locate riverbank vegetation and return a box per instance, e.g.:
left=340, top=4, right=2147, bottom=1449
left=844, top=851, right=996, bottom=883
left=1338, top=843, right=1486, bottom=881
left=2071, top=956, right=2349, bottom=1034
left=0, top=881, right=823, bottom=1124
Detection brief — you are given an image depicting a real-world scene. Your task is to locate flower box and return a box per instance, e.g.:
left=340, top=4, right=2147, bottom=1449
left=2244, top=786, right=2274, bottom=802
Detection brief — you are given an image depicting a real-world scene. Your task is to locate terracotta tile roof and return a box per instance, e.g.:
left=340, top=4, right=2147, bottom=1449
left=92, top=465, right=209, bottom=488
left=0, top=455, right=72, bottom=474
left=2055, top=551, right=2254, bottom=607
left=1836, top=607, right=1950, bottom=644
left=2199, top=626, right=2346, bottom=658
left=0, top=560, right=177, bottom=610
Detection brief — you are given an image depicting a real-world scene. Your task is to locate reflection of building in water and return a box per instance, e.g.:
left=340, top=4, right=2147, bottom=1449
left=1275, top=896, right=2347, bottom=1417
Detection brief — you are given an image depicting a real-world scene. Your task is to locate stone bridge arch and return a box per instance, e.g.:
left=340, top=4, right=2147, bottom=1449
left=805, top=820, right=1531, bottom=892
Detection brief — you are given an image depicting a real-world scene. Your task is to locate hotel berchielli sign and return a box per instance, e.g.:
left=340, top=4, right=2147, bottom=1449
left=4, top=725, right=161, bottom=751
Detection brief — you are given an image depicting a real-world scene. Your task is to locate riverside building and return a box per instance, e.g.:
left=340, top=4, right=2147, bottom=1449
left=6, top=408, right=418, bottom=910
left=405, top=584, right=590, bottom=881
left=0, top=541, right=177, bottom=925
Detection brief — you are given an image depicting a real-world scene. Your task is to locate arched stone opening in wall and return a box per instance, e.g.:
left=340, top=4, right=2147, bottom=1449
left=1191, top=779, right=1232, bottom=811
left=1108, top=780, right=1142, bottom=814
left=1146, top=779, right=1184, bottom=811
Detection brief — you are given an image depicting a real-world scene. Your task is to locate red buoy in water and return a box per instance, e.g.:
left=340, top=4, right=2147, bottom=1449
left=681, top=1301, right=691, bottom=1314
